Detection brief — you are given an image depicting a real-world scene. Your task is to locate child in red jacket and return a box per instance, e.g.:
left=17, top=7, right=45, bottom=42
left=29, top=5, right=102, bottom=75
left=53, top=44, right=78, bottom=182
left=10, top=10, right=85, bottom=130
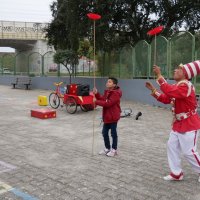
left=93, top=77, right=122, bottom=157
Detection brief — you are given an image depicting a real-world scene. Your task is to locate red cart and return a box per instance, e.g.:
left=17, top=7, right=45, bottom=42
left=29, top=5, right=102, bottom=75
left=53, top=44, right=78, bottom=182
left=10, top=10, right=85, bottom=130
left=49, top=82, right=95, bottom=114
left=63, top=93, right=94, bottom=114
left=63, top=83, right=95, bottom=114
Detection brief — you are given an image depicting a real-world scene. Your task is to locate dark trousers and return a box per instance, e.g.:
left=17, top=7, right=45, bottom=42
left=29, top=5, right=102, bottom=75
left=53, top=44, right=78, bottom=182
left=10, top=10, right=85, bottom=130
left=102, top=123, right=118, bottom=150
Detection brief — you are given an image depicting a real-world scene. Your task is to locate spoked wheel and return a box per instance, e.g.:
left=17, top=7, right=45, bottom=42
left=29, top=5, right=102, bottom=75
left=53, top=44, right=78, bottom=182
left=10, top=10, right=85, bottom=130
left=49, top=93, right=60, bottom=109
left=80, top=105, right=88, bottom=112
left=66, top=97, right=77, bottom=114
left=80, top=104, right=94, bottom=112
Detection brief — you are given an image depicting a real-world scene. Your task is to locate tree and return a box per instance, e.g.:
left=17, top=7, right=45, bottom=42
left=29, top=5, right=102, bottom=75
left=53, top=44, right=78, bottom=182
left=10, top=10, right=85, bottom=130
left=46, top=0, right=79, bottom=51
left=53, top=50, right=78, bottom=84
left=156, top=0, right=200, bottom=36
left=78, top=39, right=93, bottom=58
left=47, top=0, right=200, bottom=53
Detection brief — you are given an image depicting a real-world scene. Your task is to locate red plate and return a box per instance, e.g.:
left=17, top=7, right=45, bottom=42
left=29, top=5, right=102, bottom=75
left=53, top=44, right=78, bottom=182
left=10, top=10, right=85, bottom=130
left=87, top=13, right=101, bottom=20
left=147, top=26, right=164, bottom=36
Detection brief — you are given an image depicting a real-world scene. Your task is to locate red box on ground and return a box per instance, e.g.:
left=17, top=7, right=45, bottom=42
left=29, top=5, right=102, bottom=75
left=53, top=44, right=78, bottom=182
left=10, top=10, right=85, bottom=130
left=31, top=108, right=56, bottom=119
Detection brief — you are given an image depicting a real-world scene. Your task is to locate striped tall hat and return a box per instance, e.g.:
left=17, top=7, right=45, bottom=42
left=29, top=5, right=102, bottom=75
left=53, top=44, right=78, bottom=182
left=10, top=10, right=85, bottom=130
left=180, top=60, right=200, bottom=79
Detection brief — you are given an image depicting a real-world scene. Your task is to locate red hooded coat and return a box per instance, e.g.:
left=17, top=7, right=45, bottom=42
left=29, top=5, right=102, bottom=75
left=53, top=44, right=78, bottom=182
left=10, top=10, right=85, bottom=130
left=95, top=86, right=122, bottom=123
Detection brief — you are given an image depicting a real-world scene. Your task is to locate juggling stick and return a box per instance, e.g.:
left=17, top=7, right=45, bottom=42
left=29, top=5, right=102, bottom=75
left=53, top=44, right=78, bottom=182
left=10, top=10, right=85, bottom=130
left=87, top=13, right=101, bottom=87
left=87, top=13, right=101, bottom=156
left=147, top=26, right=164, bottom=65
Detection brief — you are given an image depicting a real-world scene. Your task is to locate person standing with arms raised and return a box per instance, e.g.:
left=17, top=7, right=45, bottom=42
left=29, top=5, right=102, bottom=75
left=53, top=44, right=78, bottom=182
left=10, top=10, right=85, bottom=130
left=146, top=61, right=200, bottom=182
left=93, top=77, right=122, bottom=157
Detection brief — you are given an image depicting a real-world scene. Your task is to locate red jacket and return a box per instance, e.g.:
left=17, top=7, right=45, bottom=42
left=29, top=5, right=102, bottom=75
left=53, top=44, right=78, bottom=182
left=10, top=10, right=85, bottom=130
left=152, top=77, right=200, bottom=133
left=95, top=86, right=122, bottom=123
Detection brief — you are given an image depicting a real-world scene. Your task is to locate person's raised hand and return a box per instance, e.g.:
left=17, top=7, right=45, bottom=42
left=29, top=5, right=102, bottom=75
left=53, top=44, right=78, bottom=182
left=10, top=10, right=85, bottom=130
left=145, top=81, right=155, bottom=91
left=93, top=87, right=98, bottom=94
left=153, top=65, right=161, bottom=77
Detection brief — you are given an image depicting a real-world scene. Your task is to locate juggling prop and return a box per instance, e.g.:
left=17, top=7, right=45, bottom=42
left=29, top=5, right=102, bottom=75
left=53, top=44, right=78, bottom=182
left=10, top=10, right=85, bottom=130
left=38, top=95, right=48, bottom=106
left=87, top=13, right=101, bottom=87
left=147, top=26, right=164, bottom=65
left=135, top=111, right=142, bottom=120
left=31, top=108, right=56, bottom=119
left=87, top=12, right=101, bottom=155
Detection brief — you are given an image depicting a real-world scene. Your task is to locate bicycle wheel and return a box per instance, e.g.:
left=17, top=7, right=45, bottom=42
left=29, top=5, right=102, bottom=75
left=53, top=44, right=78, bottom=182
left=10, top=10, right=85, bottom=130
left=80, top=104, right=94, bottom=112
left=66, top=97, right=77, bottom=114
left=80, top=105, right=88, bottom=112
left=49, top=93, right=60, bottom=109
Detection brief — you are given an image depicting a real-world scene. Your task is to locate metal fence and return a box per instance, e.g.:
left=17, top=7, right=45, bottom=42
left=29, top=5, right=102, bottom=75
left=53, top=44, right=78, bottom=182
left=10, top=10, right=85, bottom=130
left=0, top=31, right=200, bottom=80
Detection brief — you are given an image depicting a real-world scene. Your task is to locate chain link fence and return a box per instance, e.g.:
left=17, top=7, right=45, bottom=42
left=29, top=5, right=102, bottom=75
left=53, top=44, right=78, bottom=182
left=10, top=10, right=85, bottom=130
left=1, top=30, right=200, bottom=90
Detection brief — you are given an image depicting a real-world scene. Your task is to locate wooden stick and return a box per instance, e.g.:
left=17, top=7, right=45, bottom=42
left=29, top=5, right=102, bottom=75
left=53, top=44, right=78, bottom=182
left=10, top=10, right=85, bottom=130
left=154, top=34, right=157, bottom=65
left=92, top=20, right=96, bottom=156
left=153, top=34, right=157, bottom=80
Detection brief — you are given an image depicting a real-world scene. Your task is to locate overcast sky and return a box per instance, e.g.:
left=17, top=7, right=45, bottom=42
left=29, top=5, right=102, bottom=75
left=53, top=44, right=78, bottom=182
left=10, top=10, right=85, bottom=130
left=0, top=0, right=53, bottom=52
left=0, top=0, right=53, bottom=23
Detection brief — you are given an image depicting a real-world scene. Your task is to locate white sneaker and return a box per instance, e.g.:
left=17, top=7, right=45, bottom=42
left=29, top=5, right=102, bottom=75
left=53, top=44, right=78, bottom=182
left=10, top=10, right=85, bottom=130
left=106, top=149, right=117, bottom=157
left=99, top=148, right=110, bottom=155
left=163, top=172, right=183, bottom=181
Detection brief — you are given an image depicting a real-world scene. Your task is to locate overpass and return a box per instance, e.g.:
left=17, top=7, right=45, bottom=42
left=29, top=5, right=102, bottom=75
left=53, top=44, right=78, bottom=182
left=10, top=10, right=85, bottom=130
left=0, top=20, right=48, bottom=51
left=0, top=20, right=56, bottom=76
left=0, top=21, right=94, bottom=76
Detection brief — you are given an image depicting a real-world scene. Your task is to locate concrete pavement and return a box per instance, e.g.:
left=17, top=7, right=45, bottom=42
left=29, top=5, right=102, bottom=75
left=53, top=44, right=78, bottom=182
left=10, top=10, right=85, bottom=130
left=0, top=85, right=200, bottom=200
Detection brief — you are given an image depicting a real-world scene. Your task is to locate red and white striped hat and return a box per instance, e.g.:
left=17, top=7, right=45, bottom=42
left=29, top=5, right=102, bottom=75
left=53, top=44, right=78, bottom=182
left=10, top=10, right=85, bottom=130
left=180, top=60, right=200, bottom=79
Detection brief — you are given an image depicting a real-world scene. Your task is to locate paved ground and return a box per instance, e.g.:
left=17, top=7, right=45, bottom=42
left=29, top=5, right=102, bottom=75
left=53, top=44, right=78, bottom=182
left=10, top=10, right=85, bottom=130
left=0, top=85, right=200, bottom=200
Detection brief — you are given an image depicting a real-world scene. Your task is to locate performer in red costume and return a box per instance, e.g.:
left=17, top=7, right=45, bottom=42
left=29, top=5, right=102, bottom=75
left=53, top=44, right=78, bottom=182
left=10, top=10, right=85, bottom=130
left=146, top=61, right=200, bottom=182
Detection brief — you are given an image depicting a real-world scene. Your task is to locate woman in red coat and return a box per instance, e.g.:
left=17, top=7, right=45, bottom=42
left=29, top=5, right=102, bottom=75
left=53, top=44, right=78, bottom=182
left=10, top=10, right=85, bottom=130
left=93, top=77, right=122, bottom=157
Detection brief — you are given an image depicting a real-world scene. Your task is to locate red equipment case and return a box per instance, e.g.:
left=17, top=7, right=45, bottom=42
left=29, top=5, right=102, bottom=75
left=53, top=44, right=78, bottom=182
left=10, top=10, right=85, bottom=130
left=67, top=84, right=78, bottom=95
left=31, top=108, right=56, bottom=119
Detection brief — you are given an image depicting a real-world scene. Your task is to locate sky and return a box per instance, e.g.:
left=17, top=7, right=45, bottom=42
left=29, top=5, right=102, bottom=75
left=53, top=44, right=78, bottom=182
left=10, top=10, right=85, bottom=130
left=0, top=0, right=53, bottom=52
left=0, top=0, right=53, bottom=23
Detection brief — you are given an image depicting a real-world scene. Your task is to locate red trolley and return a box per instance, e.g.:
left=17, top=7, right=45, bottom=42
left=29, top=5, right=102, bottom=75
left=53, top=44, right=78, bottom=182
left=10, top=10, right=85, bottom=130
left=49, top=82, right=95, bottom=114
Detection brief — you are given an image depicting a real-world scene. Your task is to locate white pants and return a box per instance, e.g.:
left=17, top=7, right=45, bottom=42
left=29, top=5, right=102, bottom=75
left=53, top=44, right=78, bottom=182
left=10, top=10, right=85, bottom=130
left=167, top=130, right=200, bottom=175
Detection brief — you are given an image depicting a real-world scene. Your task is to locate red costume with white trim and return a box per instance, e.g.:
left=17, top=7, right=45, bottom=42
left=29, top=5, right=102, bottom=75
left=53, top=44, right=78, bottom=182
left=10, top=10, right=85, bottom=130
left=152, top=75, right=200, bottom=178
left=152, top=76, right=200, bottom=133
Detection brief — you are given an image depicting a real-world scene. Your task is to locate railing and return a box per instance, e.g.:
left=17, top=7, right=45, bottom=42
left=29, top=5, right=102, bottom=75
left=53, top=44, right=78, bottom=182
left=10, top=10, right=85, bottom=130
left=0, top=30, right=199, bottom=80
left=0, top=20, right=48, bottom=40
